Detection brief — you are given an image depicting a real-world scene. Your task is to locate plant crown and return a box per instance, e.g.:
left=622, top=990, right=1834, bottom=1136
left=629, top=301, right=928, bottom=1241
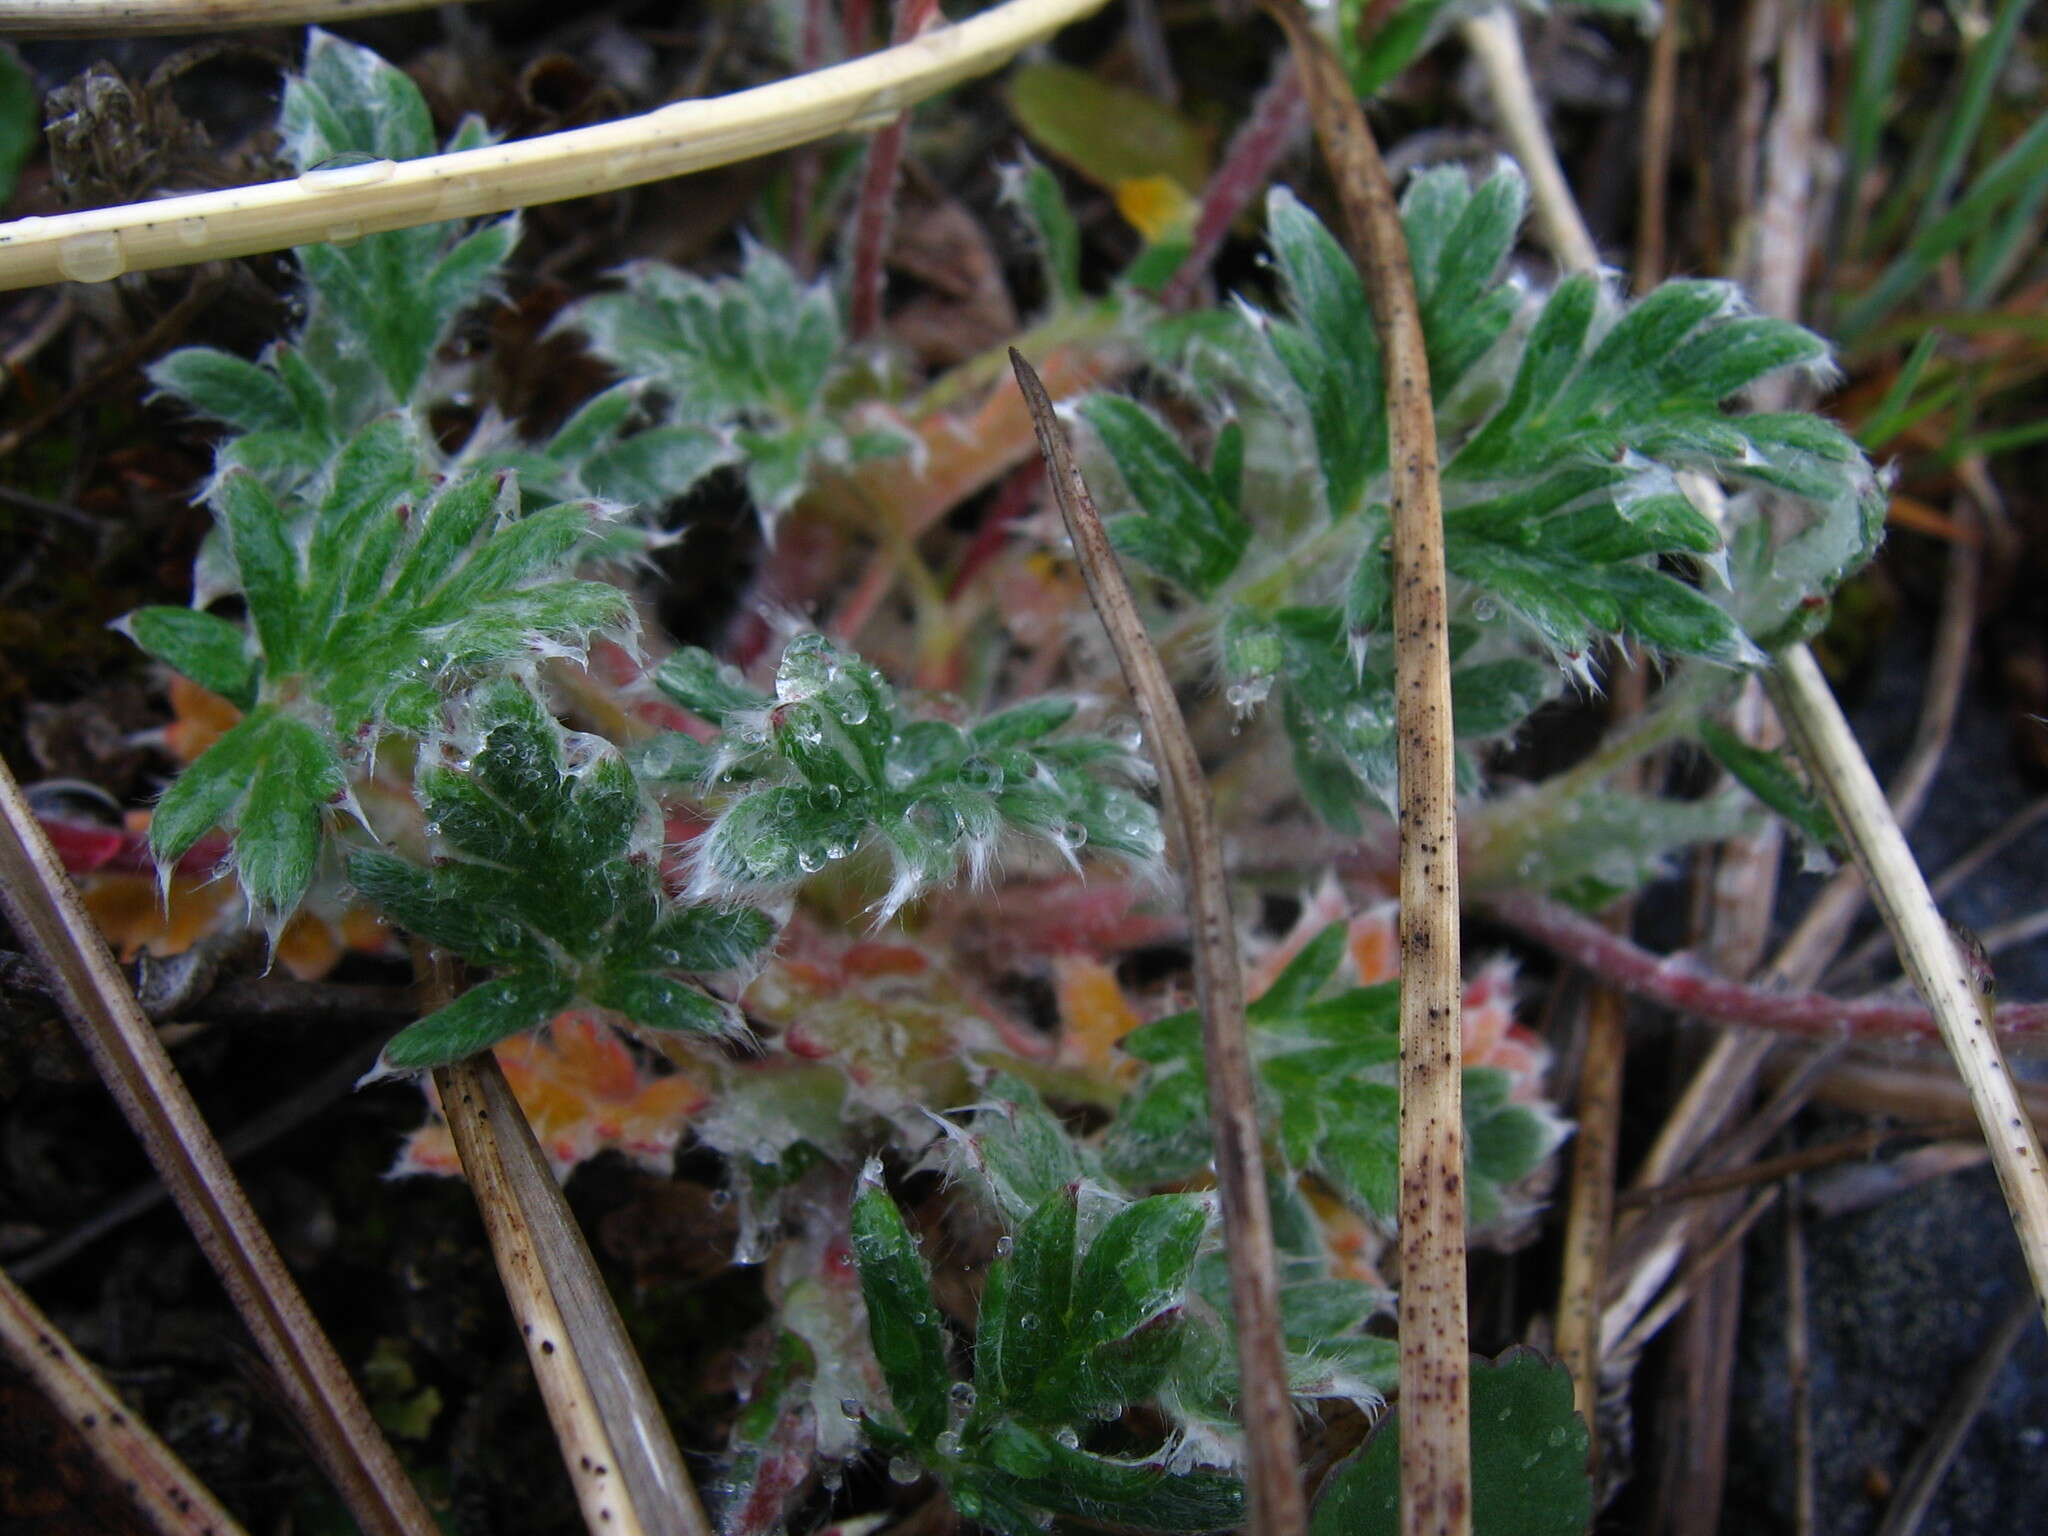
left=114, top=26, right=1882, bottom=1533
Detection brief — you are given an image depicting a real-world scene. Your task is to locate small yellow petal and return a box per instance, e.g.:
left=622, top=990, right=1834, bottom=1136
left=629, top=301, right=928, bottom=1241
left=1114, top=174, right=1196, bottom=243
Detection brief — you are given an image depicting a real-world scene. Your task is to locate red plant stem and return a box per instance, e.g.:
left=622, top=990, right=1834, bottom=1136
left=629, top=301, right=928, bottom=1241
left=1159, top=54, right=1308, bottom=309
left=786, top=0, right=838, bottom=272
left=847, top=0, right=941, bottom=338
left=1481, top=889, right=2048, bottom=1045
left=946, top=456, right=1042, bottom=599
left=843, top=0, right=875, bottom=53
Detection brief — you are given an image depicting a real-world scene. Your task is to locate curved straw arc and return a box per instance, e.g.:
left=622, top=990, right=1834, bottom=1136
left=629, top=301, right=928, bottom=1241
left=0, top=0, right=482, bottom=36
left=0, top=0, right=1110, bottom=292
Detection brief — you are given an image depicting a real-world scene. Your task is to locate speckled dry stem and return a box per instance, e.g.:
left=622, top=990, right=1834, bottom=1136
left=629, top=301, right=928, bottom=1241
left=425, top=954, right=709, bottom=1536
left=0, top=1264, right=248, bottom=1536
left=1555, top=981, right=1626, bottom=1441
left=0, top=754, right=438, bottom=1536
left=1009, top=350, right=1306, bottom=1536
left=1257, top=4, right=1469, bottom=1532
left=436, top=1057, right=650, bottom=1536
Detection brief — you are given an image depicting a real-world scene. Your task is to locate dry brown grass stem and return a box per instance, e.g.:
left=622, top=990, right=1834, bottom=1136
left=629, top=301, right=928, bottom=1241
left=1554, top=981, right=1626, bottom=1440
left=1809, top=1061, right=2048, bottom=1133
left=1633, top=0, right=1683, bottom=291
left=1458, top=7, right=1600, bottom=274
left=1614, top=1124, right=1961, bottom=1210
left=1257, top=4, right=1468, bottom=1531
left=1010, top=350, right=1306, bottom=1536
left=0, top=1263, right=248, bottom=1536
left=423, top=955, right=710, bottom=1536
left=1552, top=655, right=1643, bottom=1448
left=1607, top=1187, right=1779, bottom=1364
left=0, top=753, right=438, bottom=1536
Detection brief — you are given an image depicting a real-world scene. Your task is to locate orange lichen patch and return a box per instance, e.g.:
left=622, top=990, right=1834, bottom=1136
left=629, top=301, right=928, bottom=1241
left=743, top=918, right=1038, bottom=1123
left=163, top=677, right=241, bottom=763
left=391, top=1120, right=464, bottom=1178
left=1053, top=955, right=1143, bottom=1082
left=73, top=853, right=391, bottom=980
left=393, top=1013, right=711, bottom=1180
left=81, top=872, right=238, bottom=960
left=338, top=906, right=392, bottom=954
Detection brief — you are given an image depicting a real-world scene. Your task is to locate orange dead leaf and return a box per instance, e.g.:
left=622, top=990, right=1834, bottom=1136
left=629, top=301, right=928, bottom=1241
left=1304, top=1182, right=1386, bottom=1287
left=1054, top=955, right=1143, bottom=1082
left=82, top=871, right=237, bottom=959
left=164, top=676, right=241, bottom=763
left=394, top=1013, right=711, bottom=1180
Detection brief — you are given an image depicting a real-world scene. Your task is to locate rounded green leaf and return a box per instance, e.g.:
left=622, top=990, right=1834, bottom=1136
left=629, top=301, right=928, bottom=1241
left=1310, top=1349, right=1591, bottom=1536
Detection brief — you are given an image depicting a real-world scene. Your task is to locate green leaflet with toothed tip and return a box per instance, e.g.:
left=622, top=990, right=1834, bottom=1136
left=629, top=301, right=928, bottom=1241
left=356, top=682, right=773, bottom=1075
left=1088, top=162, right=1883, bottom=832
left=126, top=420, right=632, bottom=920
left=663, top=633, right=1165, bottom=924
left=849, top=1158, right=1242, bottom=1535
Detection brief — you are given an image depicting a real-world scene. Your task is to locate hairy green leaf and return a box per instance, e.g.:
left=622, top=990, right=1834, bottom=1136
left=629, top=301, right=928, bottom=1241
left=378, top=971, right=577, bottom=1072
left=1109, top=926, right=1562, bottom=1225
left=560, top=241, right=903, bottom=522
left=976, top=1184, right=1080, bottom=1421
left=682, top=634, right=1163, bottom=921
left=1701, top=719, right=1840, bottom=853
left=356, top=683, right=769, bottom=1075
left=1002, top=152, right=1084, bottom=306
left=850, top=1168, right=954, bottom=1446
left=122, top=607, right=256, bottom=707
left=1082, top=395, right=1250, bottom=599
left=128, top=423, right=632, bottom=917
